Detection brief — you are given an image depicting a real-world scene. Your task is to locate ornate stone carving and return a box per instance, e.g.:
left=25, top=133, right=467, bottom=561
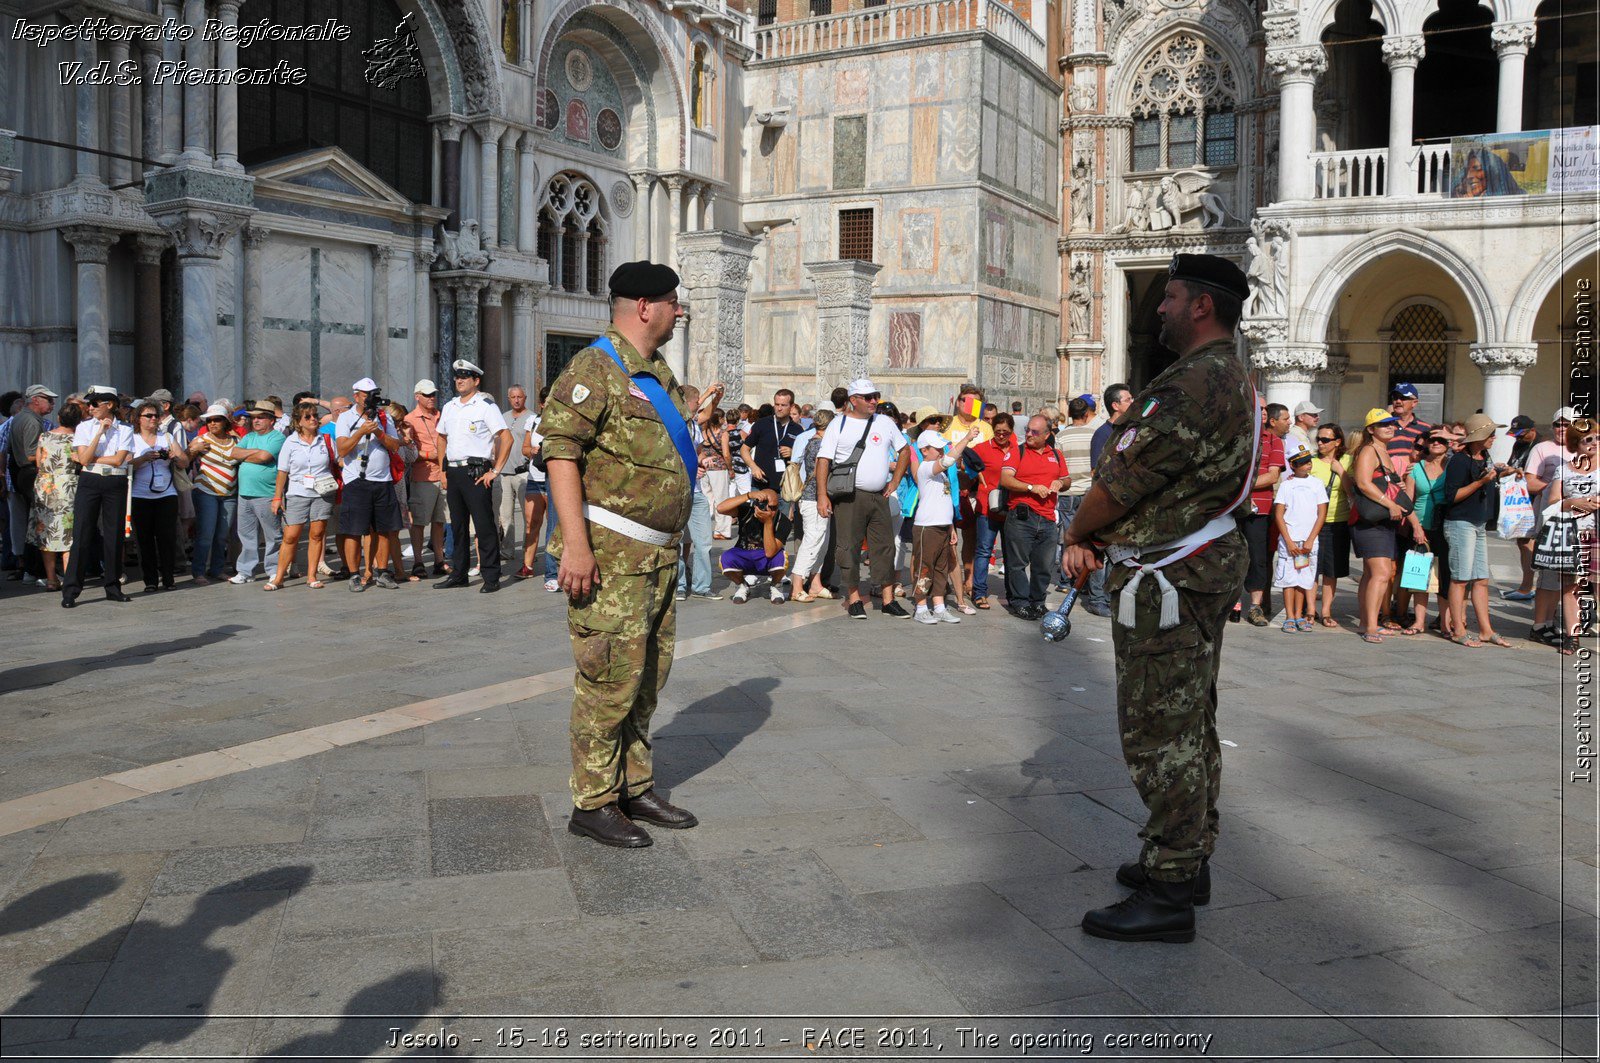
left=1469, top=344, right=1538, bottom=376
left=156, top=211, right=245, bottom=259
left=1243, top=217, right=1291, bottom=320
left=611, top=179, right=634, bottom=218
left=1067, top=256, right=1092, bottom=339
left=1380, top=35, right=1426, bottom=68
left=1067, top=83, right=1097, bottom=114
left=134, top=233, right=171, bottom=265
left=1113, top=172, right=1233, bottom=233
left=436, top=220, right=490, bottom=270
left=1490, top=21, right=1537, bottom=56
left=438, top=3, right=501, bottom=113
left=1248, top=342, right=1327, bottom=383
left=1069, top=153, right=1094, bottom=232
left=1266, top=45, right=1327, bottom=82
left=679, top=229, right=759, bottom=399
left=61, top=225, right=119, bottom=265
left=241, top=224, right=271, bottom=250
left=805, top=259, right=882, bottom=388
left=1261, top=9, right=1299, bottom=49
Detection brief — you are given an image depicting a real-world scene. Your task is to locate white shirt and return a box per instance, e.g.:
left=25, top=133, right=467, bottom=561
left=334, top=407, right=399, bottom=482
left=437, top=392, right=509, bottom=462
left=73, top=418, right=136, bottom=470
left=790, top=427, right=817, bottom=483
left=130, top=433, right=178, bottom=499
left=277, top=432, right=335, bottom=498
left=914, top=452, right=956, bottom=526
left=523, top=413, right=546, bottom=483
left=817, top=413, right=906, bottom=493
left=1273, top=473, right=1329, bottom=542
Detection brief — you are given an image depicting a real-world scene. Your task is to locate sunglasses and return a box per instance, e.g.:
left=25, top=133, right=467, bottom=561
left=1316, top=435, right=1336, bottom=443
left=1427, top=438, right=1448, bottom=445
left=859, top=393, right=880, bottom=400
left=139, top=411, right=159, bottom=418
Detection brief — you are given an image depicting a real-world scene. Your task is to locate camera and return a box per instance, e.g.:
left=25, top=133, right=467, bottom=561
left=362, top=389, right=385, bottom=417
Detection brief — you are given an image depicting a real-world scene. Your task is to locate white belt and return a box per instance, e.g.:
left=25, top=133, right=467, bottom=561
left=86, top=464, right=128, bottom=477
left=1105, top=512, right=1238, bottom=631
left=583, top=503, right=676, bottom=547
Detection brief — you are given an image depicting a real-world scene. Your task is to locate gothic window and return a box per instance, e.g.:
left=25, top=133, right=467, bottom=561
left=1387, top=303, right=1450, bottom=388
left=1127, top=33, right=1239, bottom=173
left=810, top=0, right=832, bottom=15
left=586, top=220, right=606, bottom=295
left=540, top=173, right=606, bottom=296
left=237, top=0, right=432, bottom=204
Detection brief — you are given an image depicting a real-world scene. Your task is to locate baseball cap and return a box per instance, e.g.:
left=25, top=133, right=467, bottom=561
left=1389, top=383, right=1419, bottom=400
left=847, top=378, right=879, bottom=397
left=1364, top=408, right=1400, bottom=427
left=1508, top=415, right=1536, bottom=433
left=915, top=430, right=947, bottom=451
left=23, top=384, right=57, bottom=400
left=1553, top=406, right=1580, bottom=423
left=1461, top=412, right=1504, bottom=443
left=414, top=379, right=438, bottom=395
left=1293, top=400, right=1323, bottom=417
left=1077, top=393, right=1097, bottom=409
left=148, top=388, right=174, bottom=403
left=352, top=377, right=379, bottom=392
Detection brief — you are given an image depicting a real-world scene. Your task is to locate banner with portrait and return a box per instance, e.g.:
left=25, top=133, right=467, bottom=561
left=1449, top=131, right=1550, bottom=197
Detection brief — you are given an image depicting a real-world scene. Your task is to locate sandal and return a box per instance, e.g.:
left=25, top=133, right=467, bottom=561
left=1482, top=634, right=1513, bottom=649
left=974, top=596, right=990, bottom=609
left=1451, top=633, right=1481, bottom=648
left=1398, top=625, right=1422, bottom=636
left=1282, top=618, right=1298, bottom=633
left=1296, top=618, right=1314, bottom=632
left=793, top=591, right=814, bottom=603
left=811, top=587, right=834, bottom=599
left=307, top=579, right=326, bottom=589
left=1320, top=616, right=1340, bottom=628
left=262, top=582, right=280, bottom=592
left=1380, top=616, right=1402, bottom=631
left=1360, top=632, right=1385, bottom=644
left=1559, top=635, right=1581, bottom=655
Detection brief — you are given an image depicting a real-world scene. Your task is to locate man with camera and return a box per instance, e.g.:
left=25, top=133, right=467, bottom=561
left=333, top=377, right=403, bottom=591
left=435, top=359, right=512, bottom=593
left=814, top=378, right=910, bottom=620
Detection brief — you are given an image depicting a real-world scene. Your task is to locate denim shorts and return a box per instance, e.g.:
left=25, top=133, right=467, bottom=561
left=525, top=477, right=547, bottom=498
left=1443, top=519, right=1490, bottom=582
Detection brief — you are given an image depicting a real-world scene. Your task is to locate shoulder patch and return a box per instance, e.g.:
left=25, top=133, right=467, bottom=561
left=570, top=384, right=591, bottom=405
left=1115, top=427, right=1138, bottom=452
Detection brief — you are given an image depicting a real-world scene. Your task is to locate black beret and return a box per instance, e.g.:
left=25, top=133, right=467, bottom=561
left=1167, top=253, right=1249, bottom=302
left=609, top=260, right=680, bottom=299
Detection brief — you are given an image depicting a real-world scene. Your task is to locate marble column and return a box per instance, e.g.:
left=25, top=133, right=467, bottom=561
left=517, top=134, right=537, bottom=253
left=477, top=121, right=502, bottom=249
left=435, top=282, right=457, bottom=380
left=62, top=227, right=120, bottom=389
left=1381, top=36, right=1424, bottom=197
left=804, top=259, right=883, bottom=392
left=481, top=282, right=506, bottom=401
left=439, top=121, right=463, bottom=231
left=574, top=229, right=590, bottom=295
left=498, top=130, right=518, bottom=249
left=1267, top=46, right=1326, bottom=203
left=108, top=40, right=133, bottom=186
left=134, top=235, right=168, bottom=395
left=214, top=0, right=244, bottom=171
left=180, top=0, right=210, bottom=162
left=140, top=45, right=163, bottom=177
left=665, top=176, right=684, bottom=268
left=550, top=225, right=565, bottom=292
left=1492, top=23, right=1536, bottom=133
left=509, top=284, right=539, bottom=392
left=454, top=279, right=485, bottom=365
left=678, top=230, right=759, bottom=400
left=700, top=187, right=716, bottom=230
left=241, top=225, right=269, bottom=389
left=159, top=212, right=245, bottom=401
left=1247, top=340, right=1327, bottom=409
left=629, top=171, right=654, bottom=259
left=74, top=33, right=101, bottom=182
left=414, top=250, right=435, bottom=384
left=1471, top=343, right=1538, bottom=462
left=160, top=0, right=183, bottom=163
left=371, top=246, right=392, bottom=382
left=686, top=183, right=703, bottom=235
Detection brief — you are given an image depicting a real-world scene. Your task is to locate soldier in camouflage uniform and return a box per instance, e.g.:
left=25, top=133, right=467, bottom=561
left=1061, top=253, right=1255, bottom=942
left=540, top=261, right=701, bottom=848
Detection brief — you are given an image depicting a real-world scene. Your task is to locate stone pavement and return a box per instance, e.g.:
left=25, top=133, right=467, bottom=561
left=0, top=537, right=1594, bottom=1061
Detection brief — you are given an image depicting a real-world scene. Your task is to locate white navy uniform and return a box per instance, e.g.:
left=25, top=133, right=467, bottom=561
left=438, top=391, right=509, bottom=584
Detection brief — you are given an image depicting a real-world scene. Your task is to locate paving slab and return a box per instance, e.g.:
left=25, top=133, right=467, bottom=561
left=428, top=795, right=561, bottom=876
left=697, top=850, right=901, bottom=960
left=280, top=869, right=577, bottom=940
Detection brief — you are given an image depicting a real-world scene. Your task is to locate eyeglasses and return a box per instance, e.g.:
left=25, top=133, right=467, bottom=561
left=1025, top=428, right=1047, bottom=436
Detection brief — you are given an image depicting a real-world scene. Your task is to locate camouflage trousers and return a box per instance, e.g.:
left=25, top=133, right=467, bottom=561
left=567, top=564, right=678, bottom=810
left=1107, top=535, right=1246, bottom=882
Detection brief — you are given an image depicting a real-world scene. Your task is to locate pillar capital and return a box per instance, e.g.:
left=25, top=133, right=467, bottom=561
left=134, top=233, right=171, bottom=264
left=1380, top=34, right=1426, bottom=70
left=216, top=0, right=243, bottom=15
left=61, top=225, right=119, bottom=264
left=155, top=208, right=248, bottom=260
left=369, top=243, right=393, bottom=265
left=519, top=130, right=538, bottom=154
left=509, top=283, right=544, bottom=311
left=241, top=223, right=271, bottom=250
left=474, top=117, right=506, bottom=142
left=1266, top=44, right=1326, bottom=84
left=1490, top=21, right=1537, bottom=57
left=1469, top=343, right=1538, bottom=377
left=1247, top=339, right=1327, bottom=384
left=436, top=118, right=465, bottom=142
left=483, top=279, right=508, bottom=304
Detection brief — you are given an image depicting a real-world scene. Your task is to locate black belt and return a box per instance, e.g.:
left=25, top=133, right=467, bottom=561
left=446, top=459, right=491, bottom=470
left=507, top=464, right=528, bottom=475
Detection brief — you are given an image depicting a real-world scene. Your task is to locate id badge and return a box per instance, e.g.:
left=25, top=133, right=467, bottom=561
left=300, top=475, right=316, bottom=489
left=774, top=459, right=787, bottom=473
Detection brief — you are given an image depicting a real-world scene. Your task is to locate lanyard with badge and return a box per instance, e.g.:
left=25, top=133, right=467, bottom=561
left=773, top=415, right=794, bottom=473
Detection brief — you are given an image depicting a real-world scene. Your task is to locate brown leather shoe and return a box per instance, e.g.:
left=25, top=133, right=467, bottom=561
left=621, top=789, right=699, bottom=829
left=568, top=804, right=652, bottom=848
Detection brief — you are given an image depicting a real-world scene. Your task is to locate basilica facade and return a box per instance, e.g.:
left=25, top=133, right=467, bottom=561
left=0, top=0, right=1593, bottom=447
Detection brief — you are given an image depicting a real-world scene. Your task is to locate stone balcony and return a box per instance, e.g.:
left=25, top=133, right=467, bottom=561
left=751, top=0, right=1047, bottom=71
left=1310, top=143, right=1455, bottom=200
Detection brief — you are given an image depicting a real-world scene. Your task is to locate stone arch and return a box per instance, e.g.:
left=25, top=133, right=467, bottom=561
left=1304, top=0, right=1397, bottom=43
left=1110, top=18, right=1257, bottom=113
left=535, top=0, right=686, bottom=171
left=394, top=0, right=502, bottom=113
left=1299, top=227, right=1499, bottom=345
left=1507, top=222, right=1600, bottom=342
left=1390, top=0, right=1516, bottom=38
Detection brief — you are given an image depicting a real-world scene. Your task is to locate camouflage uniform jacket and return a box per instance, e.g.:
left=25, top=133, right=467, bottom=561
left=1092, top=337, right=1254, bottom=593
left=539, top=327, right=694, bottom=575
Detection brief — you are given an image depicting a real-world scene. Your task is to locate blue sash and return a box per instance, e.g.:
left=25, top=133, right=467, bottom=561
left=592, top=336, right=698, bottom=484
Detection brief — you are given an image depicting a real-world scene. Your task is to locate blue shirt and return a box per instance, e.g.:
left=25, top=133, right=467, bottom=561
left=1090, top=420, right=1115, bottom=470
left=237, top=430, right=285, bottom=498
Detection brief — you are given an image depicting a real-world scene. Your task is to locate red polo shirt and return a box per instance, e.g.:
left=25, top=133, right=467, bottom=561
left=1248, top=430, right=1286, bottom=516
left=1002, top=443, right=1067, bottom=520
left=973, top=437, right=1020, bottom=515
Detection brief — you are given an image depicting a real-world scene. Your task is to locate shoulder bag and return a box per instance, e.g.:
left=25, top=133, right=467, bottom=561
left=1354, top=455, right=1413, bottom=524
left=825, top=418, right=872, bottom=502
left=315, top=435, right=342, bottom=502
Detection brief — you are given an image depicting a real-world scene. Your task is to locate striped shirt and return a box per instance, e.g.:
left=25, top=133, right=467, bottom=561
left=194, top=435, right=241, bottom=496
left=1387, top=416, right=1433, bottom=476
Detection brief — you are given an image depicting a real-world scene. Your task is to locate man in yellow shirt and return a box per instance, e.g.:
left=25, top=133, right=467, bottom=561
left=942, top=383, right=994, bottom=446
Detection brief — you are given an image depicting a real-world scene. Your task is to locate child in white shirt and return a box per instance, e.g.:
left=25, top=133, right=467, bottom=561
left=1272, top=447, right=1329, bottom=632
left=911, top=424, right=979, bottom=624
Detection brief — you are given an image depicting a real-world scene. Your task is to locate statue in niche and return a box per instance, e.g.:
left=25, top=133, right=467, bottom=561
left=1243, top=219, right=1288, bottom=319
left=1070, top=153, right=1094, bottom=231
left=502, top=0, right=518, bottom=61
left=1067, top=259, right=1092, bottom=337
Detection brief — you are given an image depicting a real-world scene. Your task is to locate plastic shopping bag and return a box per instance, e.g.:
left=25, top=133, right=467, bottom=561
left=1399, top=547, right=1434, bottom=592
left=1497, top=477, right=1535, bottom=539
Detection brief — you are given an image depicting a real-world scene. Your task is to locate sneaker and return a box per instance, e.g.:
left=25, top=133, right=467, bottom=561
left=847, top=601, right=867, bottom=619
left=915, top=607, right=938, bottom=624
left=371, top=572, right=399, bottom=590
left=515, top=565, right=535, bottom=580
left=934, top=606, right=962, bottom=624
left=770, top=587, right=786, bottom=604
left=469, top=565, right=481, bottom=577
left=1246, top=605, right=1269, bottom=627
left=544, top=578, right=560, bottom=592
left=731, top=584, right=750, bottom=604
left=1502, top=589, right=1536, bottom=602
left=691, top=590, right=724, bottom=600
left=349, top=576, right=366, bottom=593
left=676, top=588, right=689, bottom=601
left=883, top=600, right=911, bottom=618
left=228, top=573, right=251, bottom=585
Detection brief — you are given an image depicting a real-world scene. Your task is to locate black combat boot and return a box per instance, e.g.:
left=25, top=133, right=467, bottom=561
left=1081, top=877, right=1198, bottom=943
left=1116, top=858, right=1211, bottom=905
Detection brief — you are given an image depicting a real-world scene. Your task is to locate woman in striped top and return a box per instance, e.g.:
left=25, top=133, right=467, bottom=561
left=186, top=404, right=243, bottom=584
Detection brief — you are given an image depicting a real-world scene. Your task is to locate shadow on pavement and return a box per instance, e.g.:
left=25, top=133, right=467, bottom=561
left=0, top=624, right=250, bottom=695
left=252, top=970, right=441, bottom=1060
left=0, top=873, right=123, bottom=936
left=653, top=676, right=779, bottom=788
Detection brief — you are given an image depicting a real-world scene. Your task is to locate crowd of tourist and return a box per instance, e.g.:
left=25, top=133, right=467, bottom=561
left=0, top=375, right=1590, bottom=653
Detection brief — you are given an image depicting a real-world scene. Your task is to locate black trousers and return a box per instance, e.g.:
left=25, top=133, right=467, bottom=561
left=1001, top=505, right=1057, bottom=609
left=132, top=494, right=179, bottom=587
left=64, top=472, right=128, bottom=594
left=13, top=464, right=43, bottom=577
left=446, top=466, right=501, bottom=581
left=1238, top=513, right=1274, bottom=605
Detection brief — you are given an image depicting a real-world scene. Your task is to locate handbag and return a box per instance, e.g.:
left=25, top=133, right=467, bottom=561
left=825, top=417, right=872, bottom=502
left=1399, top=547, right=1434, bottom=592
left=779, top=459, right=804, bottom=503
left=1533, top=503, right=1583, bottom=572
left=314, top=435, right=342, bottom=502
left=1354, top=465, right=1413, bottom=523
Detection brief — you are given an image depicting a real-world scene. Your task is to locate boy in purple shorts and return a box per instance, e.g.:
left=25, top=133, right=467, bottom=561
left=716, top=486, right=795, bottom=604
